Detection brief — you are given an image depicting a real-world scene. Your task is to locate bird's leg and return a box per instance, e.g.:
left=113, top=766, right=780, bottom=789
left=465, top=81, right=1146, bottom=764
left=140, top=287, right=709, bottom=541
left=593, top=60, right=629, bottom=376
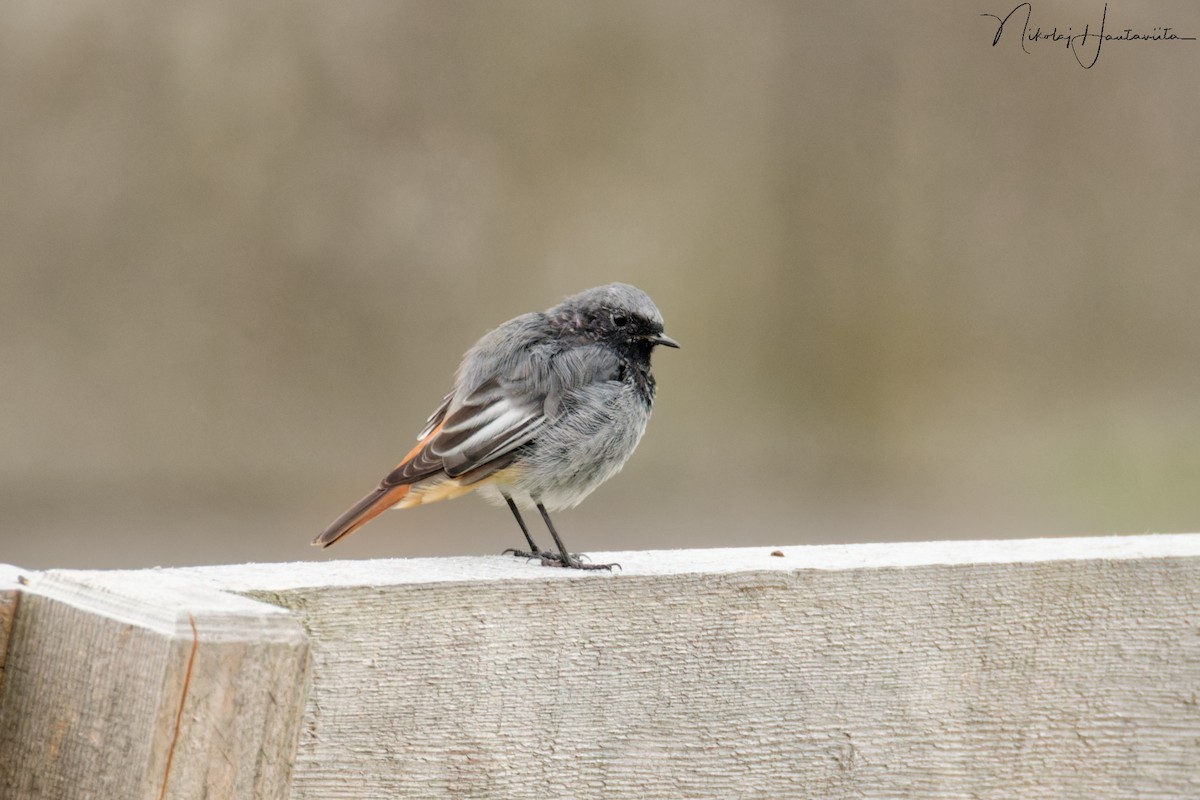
left=500, top=493, right=558, bottom=562
left=536, top=502, right=618, bottom=571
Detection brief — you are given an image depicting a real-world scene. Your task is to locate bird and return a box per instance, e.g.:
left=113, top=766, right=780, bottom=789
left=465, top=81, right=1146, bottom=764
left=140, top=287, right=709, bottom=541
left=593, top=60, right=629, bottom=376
left=313, top=282, right=679, bottom=570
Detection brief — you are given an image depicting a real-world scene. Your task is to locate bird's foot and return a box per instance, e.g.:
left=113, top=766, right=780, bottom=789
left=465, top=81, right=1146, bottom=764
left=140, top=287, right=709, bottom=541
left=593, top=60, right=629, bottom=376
left=502, top=548, right=619, bottom=571
left=553, top=552, right=620, bottom=571
left=502, top=547, right=559, bottom=563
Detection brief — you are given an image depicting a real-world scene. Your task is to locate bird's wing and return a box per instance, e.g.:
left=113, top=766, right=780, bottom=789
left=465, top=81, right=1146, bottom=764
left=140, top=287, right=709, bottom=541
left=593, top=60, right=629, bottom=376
left=416, top=390, right=453, bottom=440
left=387, top=376, right=545, bottom=486
left=393, top=337, right=626, bottom=486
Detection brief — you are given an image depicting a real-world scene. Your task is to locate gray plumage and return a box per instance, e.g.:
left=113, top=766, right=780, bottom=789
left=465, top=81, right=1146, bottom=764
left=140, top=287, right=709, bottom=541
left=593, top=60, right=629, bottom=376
left=315, top=282, right=678, bottom=569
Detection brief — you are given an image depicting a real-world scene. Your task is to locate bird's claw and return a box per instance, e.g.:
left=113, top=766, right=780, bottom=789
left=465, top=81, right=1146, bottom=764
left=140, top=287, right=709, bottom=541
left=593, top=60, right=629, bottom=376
left=552, top=553, right=620, bottom=571
left=502, top=547, right=558, bottom=562
left=503, top=548, right=619, bottom=571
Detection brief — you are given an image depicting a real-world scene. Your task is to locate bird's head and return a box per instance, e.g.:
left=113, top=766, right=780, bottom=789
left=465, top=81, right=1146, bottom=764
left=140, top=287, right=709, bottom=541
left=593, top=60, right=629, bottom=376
left=550, top=283, right=680, bottom=357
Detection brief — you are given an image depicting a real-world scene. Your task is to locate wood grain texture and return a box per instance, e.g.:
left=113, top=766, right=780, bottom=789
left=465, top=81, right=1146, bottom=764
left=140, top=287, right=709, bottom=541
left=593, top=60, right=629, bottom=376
left=0, top=565, right=26, bottom=697
left=142, top=533, right=1200, bottom=800
left=0, top=568, right=310, bottom=800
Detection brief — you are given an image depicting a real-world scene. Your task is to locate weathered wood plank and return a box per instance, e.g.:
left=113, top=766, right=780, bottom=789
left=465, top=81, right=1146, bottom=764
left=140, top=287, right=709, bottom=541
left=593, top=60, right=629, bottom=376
left=141, top=533, right=1200, bottom=800
left=0, top=567, right=311, bottom=800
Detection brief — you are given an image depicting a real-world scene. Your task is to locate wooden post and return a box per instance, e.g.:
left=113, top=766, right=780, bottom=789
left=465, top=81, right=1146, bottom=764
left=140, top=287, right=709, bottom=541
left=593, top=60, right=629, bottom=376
left=0, top=567, right=310, bottom=800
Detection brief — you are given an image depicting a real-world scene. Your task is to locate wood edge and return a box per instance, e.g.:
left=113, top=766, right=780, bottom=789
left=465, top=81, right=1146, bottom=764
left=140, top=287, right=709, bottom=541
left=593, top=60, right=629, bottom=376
left=25, top=568, right=308, bottom=644
left=135, top=531, right=1200, bottom=594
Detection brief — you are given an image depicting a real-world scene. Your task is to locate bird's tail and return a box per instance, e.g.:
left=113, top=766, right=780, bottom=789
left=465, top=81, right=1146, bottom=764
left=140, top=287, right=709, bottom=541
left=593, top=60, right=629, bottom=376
left=312, top=484, right=412, bottom=548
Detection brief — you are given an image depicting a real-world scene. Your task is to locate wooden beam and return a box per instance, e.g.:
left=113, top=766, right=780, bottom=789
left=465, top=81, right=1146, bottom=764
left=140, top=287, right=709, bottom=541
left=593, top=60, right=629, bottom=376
left=146, top=533, right=1200, bottom=799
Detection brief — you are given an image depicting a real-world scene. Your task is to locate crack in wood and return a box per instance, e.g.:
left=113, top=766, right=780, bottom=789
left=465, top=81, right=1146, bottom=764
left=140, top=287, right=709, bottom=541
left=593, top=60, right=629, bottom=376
left=158, top=612, right=199, bottom=800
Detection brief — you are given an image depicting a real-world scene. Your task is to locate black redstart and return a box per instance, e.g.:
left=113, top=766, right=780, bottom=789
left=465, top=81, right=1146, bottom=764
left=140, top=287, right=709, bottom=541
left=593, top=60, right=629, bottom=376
left=313, top=283, right=679, bottom=570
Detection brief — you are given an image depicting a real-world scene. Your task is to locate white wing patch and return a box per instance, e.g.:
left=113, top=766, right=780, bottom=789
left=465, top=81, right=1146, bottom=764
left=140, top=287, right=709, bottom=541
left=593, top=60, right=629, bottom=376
left=432, top=393, right=546, bottom=478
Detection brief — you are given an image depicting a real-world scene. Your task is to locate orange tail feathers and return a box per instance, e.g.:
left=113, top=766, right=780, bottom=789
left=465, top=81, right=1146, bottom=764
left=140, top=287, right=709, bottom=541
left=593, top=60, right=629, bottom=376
left=315, top=422, right=446, bottom=548
left=312, top=483, right=412, bottom=548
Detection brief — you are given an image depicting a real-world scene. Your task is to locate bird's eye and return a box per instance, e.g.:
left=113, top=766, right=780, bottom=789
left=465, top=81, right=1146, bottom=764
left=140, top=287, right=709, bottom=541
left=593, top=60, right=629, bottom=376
left=611, top=313, right=629, bottom=328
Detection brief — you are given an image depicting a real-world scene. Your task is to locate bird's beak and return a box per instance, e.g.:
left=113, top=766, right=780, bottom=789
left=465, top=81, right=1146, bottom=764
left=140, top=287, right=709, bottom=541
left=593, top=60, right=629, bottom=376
left=651, top=333, right=681, bottom=349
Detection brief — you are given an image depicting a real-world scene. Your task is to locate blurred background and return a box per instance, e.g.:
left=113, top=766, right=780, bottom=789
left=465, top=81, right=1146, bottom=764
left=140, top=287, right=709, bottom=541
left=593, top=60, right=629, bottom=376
left=2, top=1, right=1198, bottom=569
